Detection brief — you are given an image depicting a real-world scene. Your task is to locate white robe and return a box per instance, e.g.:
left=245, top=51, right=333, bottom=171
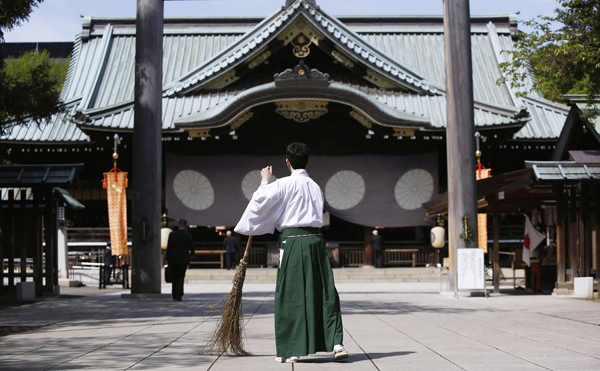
left=234, top=169, right=324, bottom=235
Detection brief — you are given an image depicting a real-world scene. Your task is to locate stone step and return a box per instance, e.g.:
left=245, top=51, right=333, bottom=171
left=183, top=267, right=442, bottom=283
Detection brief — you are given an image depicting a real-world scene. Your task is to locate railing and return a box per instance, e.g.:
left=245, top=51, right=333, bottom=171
left=191, top=242, right=268, bottom=268
left=66, top=227, right=132, bottom=243
left=385, top=242, right=432, bottom=266
left=339, top=243, right=365, bottom=267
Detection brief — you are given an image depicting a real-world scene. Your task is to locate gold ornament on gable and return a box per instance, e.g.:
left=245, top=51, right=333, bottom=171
left=187, top=128, right=212, bottom=138
left=230, top=111, right=254, bottom=130
left=349, top=109, right=373, bottom=129
left=275, top=100, right=329, bottom=123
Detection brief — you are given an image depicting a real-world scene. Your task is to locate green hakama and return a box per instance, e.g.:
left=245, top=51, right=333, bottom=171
left=275, top=227, right=344, bottom=358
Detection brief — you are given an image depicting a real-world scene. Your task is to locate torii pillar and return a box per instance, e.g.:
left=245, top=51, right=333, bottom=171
left=443, top=0, right=478, bottom=292
left=130, top=0, right=164, bottom=295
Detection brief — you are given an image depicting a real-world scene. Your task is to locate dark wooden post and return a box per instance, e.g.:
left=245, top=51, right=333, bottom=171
left=595, top=191, right=600, bottom=294
left=20, top=190, right=27, bottom=282
left=8, top=190, right=15, bottom=291
left=569, top=187, right=578, bottom=280
left=44, top=190, right=56, bottom=294
left=556, top=185, right=566, bottom=283
left=131, top=0, right=164, bottom=294
left=0, top=202, right=3, bottom=296
left=364, top=227, right=373, bottom=267
left=443, top=0, right=478, bottom=291
left=33, top=190, right=44, bottom=297
left=492, top=213, right=500, bottom=294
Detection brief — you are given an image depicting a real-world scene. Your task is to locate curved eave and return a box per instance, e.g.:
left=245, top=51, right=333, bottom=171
left=174, top=80, right=430, bottom=130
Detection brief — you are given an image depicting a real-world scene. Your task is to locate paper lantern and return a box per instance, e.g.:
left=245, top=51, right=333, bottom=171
left=431, top=226, right=445, bottom=249
left=161, top=227, right=172, bottom=250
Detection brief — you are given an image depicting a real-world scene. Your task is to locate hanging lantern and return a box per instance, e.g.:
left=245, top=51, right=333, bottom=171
left=431, top=225, right=445, bottom=249
left=103, top=134, right=129, bottom=256
left=161, top=227, right=172, bottom=250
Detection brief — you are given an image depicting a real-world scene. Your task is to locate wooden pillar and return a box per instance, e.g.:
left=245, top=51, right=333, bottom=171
left=569, top=187, right=578, bottom=280
left=131, top=0, right=164, bottom=294
left=492, top=213, right=500, bottom=294
left=443, top=0, right=478, bottom=291
left=556, top=185, right=567, bottom=283
left=44, top=191, right=57, bottom=294
left=364, top=227, right=373, bottom=267
left=581, top=183, right=592, bottom=277
left=33, top=190, right=43, bottom=296
left=0, top=195, right=4, bottom=296
left=19, top=190, right=27, bottom=282
left=8, top=190, right=15, bottom=291
left=595, top=202, right=600, bottom=294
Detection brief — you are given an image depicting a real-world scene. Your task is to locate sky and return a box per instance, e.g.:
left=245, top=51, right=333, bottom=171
left=4, top=0, right=561, bottom=43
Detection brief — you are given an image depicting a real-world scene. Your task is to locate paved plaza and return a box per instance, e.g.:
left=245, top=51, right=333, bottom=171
left=2, top=282, right=600, bottom=370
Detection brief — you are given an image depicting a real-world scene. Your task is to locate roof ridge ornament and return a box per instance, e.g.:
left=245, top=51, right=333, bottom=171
left=286, top=0, right=316, bottom=7
left=274, top=60, right=329, bottom=84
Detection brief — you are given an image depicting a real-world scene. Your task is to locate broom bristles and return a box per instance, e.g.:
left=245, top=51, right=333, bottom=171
left=204, top=237, right=253, bottom=356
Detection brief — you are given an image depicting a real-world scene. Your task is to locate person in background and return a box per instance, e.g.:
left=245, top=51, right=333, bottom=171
left=104, top=241, right=115, bottom=285
left=223, top=230, right=238, bottom=270
left=371, top=230, right=384, bottom=268
left=530, top=245, right=543, bottom=294
left=166, top=219, right=195, bottom=301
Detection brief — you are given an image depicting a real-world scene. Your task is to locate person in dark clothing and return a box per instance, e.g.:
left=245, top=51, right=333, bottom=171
left=104, top=241, right=115, bottom=284
left=371, top=230, right=384, bottom=268
left=223, top=230, right=238, bottom=270
left=166, top=219, right=195, bottom=301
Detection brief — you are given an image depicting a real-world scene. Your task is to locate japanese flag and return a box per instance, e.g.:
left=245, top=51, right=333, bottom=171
left=522, top=216, right=545, bottom=267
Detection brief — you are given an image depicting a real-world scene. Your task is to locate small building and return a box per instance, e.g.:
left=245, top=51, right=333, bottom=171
left=0, top=0, right=570, bottom=268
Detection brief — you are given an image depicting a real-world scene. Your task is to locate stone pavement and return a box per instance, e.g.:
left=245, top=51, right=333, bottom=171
left=2, top=282, right=600, bottom=370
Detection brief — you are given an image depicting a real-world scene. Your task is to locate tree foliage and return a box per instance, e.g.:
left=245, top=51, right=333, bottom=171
left=500, top=0, right=600, bottom=103
left=0, top=0, right=43, bottom=41
left=0, top=51, right=68, bottom=134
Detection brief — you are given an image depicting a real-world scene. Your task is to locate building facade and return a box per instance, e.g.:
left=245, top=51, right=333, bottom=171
left=1, top=0, right=570, bottom=266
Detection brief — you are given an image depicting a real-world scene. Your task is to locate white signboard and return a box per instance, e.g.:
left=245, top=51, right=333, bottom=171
left=457, top=248, right=485, bottom=290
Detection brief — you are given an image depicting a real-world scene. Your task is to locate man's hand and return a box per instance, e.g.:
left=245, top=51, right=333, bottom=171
left=260, top=166, right=273, bottom=184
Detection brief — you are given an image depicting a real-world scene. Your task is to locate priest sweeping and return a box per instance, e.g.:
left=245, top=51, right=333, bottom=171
left=234, top=142, right=348, bottom=364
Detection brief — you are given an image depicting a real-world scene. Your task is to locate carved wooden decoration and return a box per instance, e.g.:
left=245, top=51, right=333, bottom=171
left=203, top=70, right=239, bottom=90
left=187, top=128, right=211, bottom=138
left=248, top=50, right=272, bottom=69
left=350, top=109, right=373, bottom=129
left=278, top=18, right=322, bottom=47
left=393, top=128, right=416, bottom=137
left=365, top=70, right=398, bottom=89
left=275, top=100, right=329, bottom=123
left=331, top=49, right=355, bottom=69
left=230, top=111, right=254, bottom=130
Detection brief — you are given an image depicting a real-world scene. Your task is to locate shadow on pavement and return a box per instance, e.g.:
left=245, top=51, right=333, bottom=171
left=300, top=351, right=416, bottom=363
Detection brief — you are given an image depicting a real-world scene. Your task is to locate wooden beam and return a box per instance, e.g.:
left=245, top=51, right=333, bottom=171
left=493, top=213, right=500, bottom=294
left=131, top=0, right=164, bottom=294
left=443, top=0, right=478, bottom=292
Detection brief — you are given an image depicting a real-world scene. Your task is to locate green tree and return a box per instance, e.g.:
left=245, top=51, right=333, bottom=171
left=0, top=0, right=43, bottom=41
left=500, top=0, right=600, bottom=103
left=0, top=51, right=68, bottom=133
left=0, top=0, right=67, bottom=135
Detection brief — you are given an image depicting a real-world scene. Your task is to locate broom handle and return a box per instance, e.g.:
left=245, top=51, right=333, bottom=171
left=241, top=236, right=253, bottom=264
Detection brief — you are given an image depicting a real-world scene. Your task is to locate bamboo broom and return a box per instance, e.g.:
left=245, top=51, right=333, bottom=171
left=205, top=236, right=253, bottom=356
